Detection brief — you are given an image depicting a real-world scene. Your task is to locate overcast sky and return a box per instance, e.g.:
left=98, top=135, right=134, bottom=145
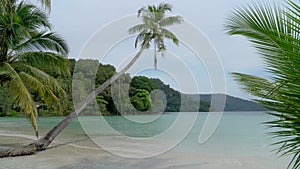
left=48, top=0, right=281, bottom=100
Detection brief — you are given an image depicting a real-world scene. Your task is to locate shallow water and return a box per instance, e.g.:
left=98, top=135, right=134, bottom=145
left=0, top=112, right=290, bottom=169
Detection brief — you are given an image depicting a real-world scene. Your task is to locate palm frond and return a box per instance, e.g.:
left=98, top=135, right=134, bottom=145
left=0, top=68, right=11, bottom=84
left=133, top=31, right=149, bottom=48
left=128, top=24, right=147, bottom=34
left=226, top=1, right=300, bottom=168
left=14, top=31, right=68, bottom=55
left=159, top=16, right=183, bottom=27
left=0, top=62, right=38, bottom=137
left=231, top=73, right=277, bottom=98
left=160, top=28, right=179, bottom=45
left=158, top=3, right=172, bottom=13
left=19, top=71, right=64, bottom=115
left=137, top=6, right=146, bottom=17
left=16, top=2, right=51, bottom=29
left=13, top=63, right=67, bottom=100
left=15, top=52, right=70, bottom=77
left=38, top=0, right=51, bottom=12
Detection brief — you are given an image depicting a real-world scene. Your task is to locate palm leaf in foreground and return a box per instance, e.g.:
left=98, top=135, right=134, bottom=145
left=226, top=1, right=300, bottom=168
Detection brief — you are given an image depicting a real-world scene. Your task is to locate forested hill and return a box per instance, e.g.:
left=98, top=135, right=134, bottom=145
left=186, top=94, right=267, bottom=112
left=0, top=59, right=266, bottom=116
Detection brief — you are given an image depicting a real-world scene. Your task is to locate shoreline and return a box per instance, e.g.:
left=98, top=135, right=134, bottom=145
left=0, top=113, right=289, bottom=169
left=0, top=141, right=287, bottom=169
left=0, top=110, right=268, bottom=118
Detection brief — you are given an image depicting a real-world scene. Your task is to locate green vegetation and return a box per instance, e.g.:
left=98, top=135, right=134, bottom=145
left=226, top=0, right=300, bottom=168
left=192, top=94, right=266, bottom=112
left=0, top=0, right=69, bottom=136
left=130, top=89, right=151, bottom=111
left=1, top=58, right=268, bottom=116
left=0, top=59, right=213, bottom=115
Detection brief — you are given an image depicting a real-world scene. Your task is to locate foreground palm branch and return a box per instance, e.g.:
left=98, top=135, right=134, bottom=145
left=0, top=1, right=69, bottom=137
left=225, top=0, right=300, bottom=168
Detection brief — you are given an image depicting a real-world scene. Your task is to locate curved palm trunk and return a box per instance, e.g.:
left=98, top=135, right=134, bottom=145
left=0, top=40, right=149, bottom=158
left=33, top=44, right=148, bottom=151
left=154, top=42, right=157, bottom=70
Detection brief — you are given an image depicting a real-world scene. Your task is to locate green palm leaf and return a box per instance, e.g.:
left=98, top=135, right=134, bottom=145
left=14, top=63, right=67, bottom=100
left=19, top=71, right=64, bottom=115
left=15, top=52, right=70, bottom=76
left=226, top=1, right=300, bottom=168
left=159, top=16, right=183, bottom=27
left=1, top=62, right=39, bottom=137
left=160, top=28, right=179, bottom=45
left=128, top=24, right=148, bottom=34
left=14, top=32, right=69, bottom=55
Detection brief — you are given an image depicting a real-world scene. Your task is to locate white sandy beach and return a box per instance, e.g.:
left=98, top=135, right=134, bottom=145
left=0, top=114, right=290, bottom=169
left=0, top=134, right=288, bottom=169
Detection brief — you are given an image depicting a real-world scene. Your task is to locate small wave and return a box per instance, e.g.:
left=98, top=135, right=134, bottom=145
left=65, top=143, right=102, bottom=151
left=232, top=160, right=242, bottom=166
left=0, top=133, right=36, bottom=140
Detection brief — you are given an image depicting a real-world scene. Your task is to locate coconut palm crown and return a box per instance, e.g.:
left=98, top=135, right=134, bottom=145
left=0, top=1, right=69, bottom=137
left=0, top=0, right=51, bottom=11
left=129, top=3, right=183, bottom=69
left=225, top=0, right=300, bottom=168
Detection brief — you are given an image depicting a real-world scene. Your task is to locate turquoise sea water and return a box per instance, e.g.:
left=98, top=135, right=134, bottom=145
left=0, top=112, right=291, bottom=169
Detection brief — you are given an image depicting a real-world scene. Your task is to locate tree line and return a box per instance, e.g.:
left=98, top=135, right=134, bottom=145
left=0, top=58, right=210, bottom=117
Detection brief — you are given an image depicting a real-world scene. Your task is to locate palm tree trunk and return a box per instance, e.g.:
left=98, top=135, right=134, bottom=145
left=0, top=40, right=148, bottom=158
left=33, top=43, right=148, bottom=151
left=154, top=42, right=157, bottom=70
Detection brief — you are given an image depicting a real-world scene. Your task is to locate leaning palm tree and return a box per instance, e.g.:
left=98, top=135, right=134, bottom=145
left=0, top=0, right=69, bottom=138
left=225, top=0, right=300, bottom=168
left=29, top=3, right=183, bottom=153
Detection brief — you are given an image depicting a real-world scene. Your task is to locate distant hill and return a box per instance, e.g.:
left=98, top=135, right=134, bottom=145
left=187, top=94, right=267, bottom=112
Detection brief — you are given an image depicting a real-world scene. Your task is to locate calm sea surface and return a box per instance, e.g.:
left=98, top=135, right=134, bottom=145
left=0, top=112, right=291, bottom=169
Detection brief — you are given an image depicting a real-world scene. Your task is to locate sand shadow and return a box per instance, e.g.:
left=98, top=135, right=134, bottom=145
left=46, top=138, right=93, bottom=150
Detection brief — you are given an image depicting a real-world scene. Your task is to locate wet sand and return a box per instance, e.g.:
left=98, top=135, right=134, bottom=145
left=0, top=135, right=289, bottom=169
